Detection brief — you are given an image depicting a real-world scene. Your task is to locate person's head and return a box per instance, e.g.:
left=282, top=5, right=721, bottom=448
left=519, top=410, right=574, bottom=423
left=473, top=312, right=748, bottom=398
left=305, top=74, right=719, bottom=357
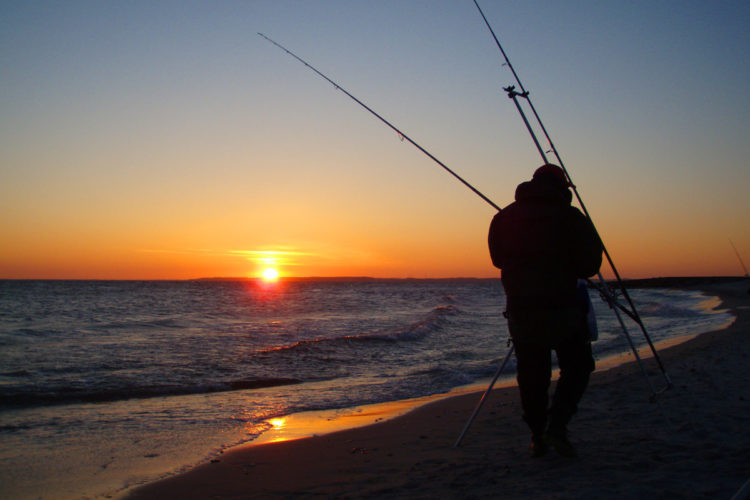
left=532, top=164, right=569, bottom=190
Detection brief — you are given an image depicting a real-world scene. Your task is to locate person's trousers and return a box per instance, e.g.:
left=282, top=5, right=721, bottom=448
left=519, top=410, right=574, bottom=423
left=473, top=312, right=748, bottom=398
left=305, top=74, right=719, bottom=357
left=511, top=333, right=595, bottom=437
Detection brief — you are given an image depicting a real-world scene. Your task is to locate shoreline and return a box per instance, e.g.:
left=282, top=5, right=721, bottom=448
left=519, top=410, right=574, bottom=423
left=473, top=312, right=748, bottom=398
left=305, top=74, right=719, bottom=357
left=146, top=282, right=736, bottom=450
left=224, top=325, right=726, bottom=449
left=123, top=278, right=750, bottom=499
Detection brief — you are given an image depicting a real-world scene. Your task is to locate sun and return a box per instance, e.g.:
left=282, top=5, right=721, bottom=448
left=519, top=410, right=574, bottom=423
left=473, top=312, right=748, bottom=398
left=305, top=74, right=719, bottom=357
left=262, top=267, right=280, bottom=281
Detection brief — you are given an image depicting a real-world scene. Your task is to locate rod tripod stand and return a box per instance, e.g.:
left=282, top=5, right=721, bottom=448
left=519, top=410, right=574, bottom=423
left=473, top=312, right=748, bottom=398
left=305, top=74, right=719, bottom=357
left=505, top=84, right=671, bottom=401
left=454, top=2, right=673, bottom=446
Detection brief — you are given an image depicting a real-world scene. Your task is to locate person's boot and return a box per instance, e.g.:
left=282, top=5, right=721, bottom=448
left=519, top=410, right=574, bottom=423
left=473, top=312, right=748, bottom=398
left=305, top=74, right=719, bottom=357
left=530, top=433, right=549, bottom=458
left=545, top=426, right=578, bottom=458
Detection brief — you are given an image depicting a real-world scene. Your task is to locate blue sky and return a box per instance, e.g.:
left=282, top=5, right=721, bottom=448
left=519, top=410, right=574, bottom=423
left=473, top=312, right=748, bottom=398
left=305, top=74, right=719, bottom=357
left=1, top=1, right=749, bottom=278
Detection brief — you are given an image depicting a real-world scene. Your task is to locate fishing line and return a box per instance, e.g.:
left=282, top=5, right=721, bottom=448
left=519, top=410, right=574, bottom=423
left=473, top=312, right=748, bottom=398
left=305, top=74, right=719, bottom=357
left=258, top=33, right=501, bottom=212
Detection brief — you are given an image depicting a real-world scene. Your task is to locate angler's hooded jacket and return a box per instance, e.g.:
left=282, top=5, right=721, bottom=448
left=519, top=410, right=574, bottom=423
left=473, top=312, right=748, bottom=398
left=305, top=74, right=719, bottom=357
left=488, top=175, right=602, bottom=311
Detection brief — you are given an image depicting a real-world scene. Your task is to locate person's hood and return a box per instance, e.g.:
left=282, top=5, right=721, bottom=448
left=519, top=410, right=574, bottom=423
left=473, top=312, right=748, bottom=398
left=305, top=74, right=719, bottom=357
left=515, top=178, right=572, bottom=205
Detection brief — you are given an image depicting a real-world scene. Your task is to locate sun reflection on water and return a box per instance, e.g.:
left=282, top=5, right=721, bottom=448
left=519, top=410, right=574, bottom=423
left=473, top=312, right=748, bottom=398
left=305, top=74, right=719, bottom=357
left=269, top=417, right=286, bottom=430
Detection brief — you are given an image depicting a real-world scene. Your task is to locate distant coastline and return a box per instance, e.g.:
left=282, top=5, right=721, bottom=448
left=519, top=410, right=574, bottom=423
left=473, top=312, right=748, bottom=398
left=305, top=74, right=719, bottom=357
left=194, top=275, right=748, bottom=288
left=618, top=276, right=748, bottom=288
left=2, top=276, right=746, bottom=286
left=192, top=276, right=501, bottom=283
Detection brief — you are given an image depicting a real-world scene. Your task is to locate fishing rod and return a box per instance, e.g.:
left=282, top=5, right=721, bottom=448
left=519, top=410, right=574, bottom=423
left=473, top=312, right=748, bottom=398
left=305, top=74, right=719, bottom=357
left=729, top=239, right=749, bottom=277
left=258, top=33, right=501, bottom=212
left=258, top=32, right=520, bottom=449
left=261, top=21, right=670, bottom=444
left=472, top=0, right=672, bottom=392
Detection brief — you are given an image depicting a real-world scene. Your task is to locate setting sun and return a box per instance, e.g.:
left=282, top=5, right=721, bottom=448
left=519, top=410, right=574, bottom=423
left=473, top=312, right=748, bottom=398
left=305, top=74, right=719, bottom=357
left=262, top=268, right=280, bottom=281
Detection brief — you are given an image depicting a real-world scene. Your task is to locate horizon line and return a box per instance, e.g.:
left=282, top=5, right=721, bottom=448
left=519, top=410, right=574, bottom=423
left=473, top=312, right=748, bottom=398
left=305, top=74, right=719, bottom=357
left=1, top=275, right=746, bottom=283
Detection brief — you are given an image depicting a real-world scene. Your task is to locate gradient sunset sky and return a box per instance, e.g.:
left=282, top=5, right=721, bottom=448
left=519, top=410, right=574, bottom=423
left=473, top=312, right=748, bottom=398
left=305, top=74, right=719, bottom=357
left=2, top=1, right=749, bottom=279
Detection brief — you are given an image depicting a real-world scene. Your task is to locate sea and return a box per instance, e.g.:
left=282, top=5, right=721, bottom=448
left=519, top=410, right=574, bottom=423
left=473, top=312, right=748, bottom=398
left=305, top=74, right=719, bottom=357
left=0, top=279, right=734, bottom=500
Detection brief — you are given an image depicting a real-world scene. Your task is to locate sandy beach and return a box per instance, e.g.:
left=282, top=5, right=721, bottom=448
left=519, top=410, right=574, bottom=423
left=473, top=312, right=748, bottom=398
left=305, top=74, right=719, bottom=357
left=123, top=279, right=750, bottom=499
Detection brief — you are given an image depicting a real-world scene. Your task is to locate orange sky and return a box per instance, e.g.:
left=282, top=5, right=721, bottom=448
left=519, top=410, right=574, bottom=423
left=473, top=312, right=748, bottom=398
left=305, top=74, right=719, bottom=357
left=1, top=2, right=749, bottom=280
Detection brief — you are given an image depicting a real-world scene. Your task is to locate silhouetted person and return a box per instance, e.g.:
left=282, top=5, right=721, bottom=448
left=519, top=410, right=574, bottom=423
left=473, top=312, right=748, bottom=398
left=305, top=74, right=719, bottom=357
left=488, top=164, right=602, bottom=457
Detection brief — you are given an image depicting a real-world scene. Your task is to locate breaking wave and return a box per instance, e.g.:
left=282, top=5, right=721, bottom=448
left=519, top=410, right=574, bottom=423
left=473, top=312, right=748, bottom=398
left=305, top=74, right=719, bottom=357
left=0, top=377, right=303, bottom=409
left=256, top=304, right=458, bottom=355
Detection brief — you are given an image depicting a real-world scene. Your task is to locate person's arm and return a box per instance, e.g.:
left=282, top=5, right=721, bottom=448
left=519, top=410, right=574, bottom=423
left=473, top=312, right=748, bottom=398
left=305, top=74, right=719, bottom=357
left=488, top=211, right=504, bottom=269
left=570, top=208, right=603, bottom=278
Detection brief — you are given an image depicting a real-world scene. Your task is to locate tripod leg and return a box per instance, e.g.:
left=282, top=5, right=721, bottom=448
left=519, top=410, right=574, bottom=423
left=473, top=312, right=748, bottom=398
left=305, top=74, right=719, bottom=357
left=454, top=345, right=515, bottom=448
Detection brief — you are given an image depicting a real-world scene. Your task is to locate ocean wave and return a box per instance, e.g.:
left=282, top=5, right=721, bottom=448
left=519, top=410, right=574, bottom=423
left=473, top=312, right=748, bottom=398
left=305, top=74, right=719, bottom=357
left=0, top=377, right=303, bottom=410
left=96, top=316, right=189, bottom=331
left=635, top=300, right=704, bottom=318
left=257, top=304, right=459, bottom=355
left=0, top=369, right=31, bottom=378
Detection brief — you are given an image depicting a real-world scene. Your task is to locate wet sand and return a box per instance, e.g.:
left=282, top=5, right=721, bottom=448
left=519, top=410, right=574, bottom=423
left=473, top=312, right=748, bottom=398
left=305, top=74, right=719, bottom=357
left=123, top=279, right=750, bottom=499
